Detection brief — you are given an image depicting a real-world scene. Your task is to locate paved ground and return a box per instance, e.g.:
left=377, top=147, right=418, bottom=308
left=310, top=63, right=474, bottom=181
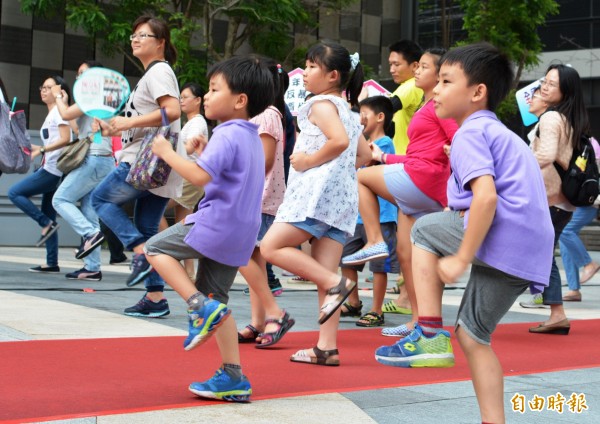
left=1, top=246, right=599, bottom=423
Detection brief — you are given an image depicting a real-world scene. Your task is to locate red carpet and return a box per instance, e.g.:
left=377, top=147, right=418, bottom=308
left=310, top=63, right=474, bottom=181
left=1, top=319, right=599, bottom=423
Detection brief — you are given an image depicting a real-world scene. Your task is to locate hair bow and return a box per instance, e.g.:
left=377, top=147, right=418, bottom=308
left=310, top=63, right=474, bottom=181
left=350, top=52, right=360, bottom=71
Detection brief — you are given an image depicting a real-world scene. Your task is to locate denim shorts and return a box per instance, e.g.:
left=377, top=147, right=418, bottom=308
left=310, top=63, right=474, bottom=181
left=411, top=211, right=529, bottom=344
left=290, top=217, right=347, bottom=245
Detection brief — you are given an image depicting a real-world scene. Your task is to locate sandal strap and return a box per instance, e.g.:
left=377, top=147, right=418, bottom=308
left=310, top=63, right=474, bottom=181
left=264, top=310, right=289, bottom=326
left=313, top=346, right=339, bottom=359
left=245, top=324, right=260, bottom=334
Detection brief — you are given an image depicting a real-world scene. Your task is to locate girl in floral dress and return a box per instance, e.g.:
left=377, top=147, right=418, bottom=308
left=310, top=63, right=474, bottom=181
left=261, top=42, right=371, bottom=366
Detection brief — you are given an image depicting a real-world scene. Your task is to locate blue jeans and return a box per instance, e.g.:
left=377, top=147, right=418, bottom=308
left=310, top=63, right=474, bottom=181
left=559, top=206, right=597, bottom=291
left=542, top=207, right=573, bottom=305
left=53, top=155, right=115, bottom=272
left=8, top=168, right=61, bottom=266
left=91, top=162, right=169, bottom=290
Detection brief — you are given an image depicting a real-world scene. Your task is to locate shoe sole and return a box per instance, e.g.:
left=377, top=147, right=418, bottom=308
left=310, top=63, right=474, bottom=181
left=75, top=236, right=105, bottom=260
left=126, top=265, right=153, bottom=287
left=342, top=252, right=389, bottom=266
left=375, top=353, right=455, bottom=368
left=124, top=310, right=170, bottom=318
left=519, top=303, right=549, bottom=309
left=184, top=308, right=231, bottom=351
left=29, top=269, right=60, bottom=273
left=35, top=224, right=60, bottom=247
left=189, top=387, right=252, bottom=402
left=66, top=276, right=102, bottom=281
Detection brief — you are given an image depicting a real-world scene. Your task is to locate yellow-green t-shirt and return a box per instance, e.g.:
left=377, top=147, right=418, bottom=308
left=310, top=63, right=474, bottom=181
left=391, top=78, right=423, bottom=155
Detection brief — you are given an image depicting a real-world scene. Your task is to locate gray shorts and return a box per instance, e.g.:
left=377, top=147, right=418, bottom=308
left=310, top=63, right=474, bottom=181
left=340, top=222, right=401, bottom=273
left=411, top=211, right=529, bottom=344
left=383, top=163, right=443, bottom=218
left=144, top=223, right=238, bottom=304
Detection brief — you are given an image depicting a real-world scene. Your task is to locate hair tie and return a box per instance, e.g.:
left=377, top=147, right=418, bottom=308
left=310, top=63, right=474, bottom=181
left=349, top=53, right=360, bottom=71
left=277, top=64, right=283, bottom=74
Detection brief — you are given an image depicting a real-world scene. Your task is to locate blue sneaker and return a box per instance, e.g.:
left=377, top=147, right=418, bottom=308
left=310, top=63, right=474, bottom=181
left=375, top=324, right=455, bottom=368
left=342, top=241, right=389, bottom=265
left=189, top=368, right=252, bottom=402
left=184, top=299, right=231, bottom=351
left=123, top=295, right=170, bottom=318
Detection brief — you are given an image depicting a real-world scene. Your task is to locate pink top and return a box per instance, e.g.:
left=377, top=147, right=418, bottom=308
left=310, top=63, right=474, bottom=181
left=384, top=100, right=458, bottom=206
left=251, top=106, right=285, bottom=216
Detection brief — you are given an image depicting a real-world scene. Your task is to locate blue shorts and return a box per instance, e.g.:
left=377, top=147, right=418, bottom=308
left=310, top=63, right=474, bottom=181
left=383, top=163, right=443, bottom=218
left=290, top=217, right=347, bottom=245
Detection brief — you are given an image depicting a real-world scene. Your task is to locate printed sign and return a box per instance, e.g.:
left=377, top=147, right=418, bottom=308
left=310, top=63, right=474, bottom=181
left=284, top=68, right=306, bottom=116
left=516, top=79, right=542, bottom=126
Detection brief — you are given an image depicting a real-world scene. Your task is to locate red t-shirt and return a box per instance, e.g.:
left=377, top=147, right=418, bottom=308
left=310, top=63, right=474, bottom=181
left=385, top=100, right=458, bottom=206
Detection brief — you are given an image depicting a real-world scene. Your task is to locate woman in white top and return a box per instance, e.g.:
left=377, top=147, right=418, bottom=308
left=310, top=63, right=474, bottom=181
left=90, top=15, right=185, bottom=317
left=51, top=60, right=116, bottom=282
left=159, top=82, right=209, bottom=277
left=8, top=75, right=72, bottom=272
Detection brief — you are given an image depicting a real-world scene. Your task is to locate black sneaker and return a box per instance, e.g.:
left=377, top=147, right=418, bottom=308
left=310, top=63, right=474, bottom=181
left=124, top=295, right=170, bottom=318
left=66, top=267, right=102, bottom=281
left=29, top=265, right=60, bottom=273
left=35, top=222, right=60, bottom=247
left=268, top=278, right=283, bottom=297
left=75, top=232, right=105, bottom=260
left=242, top=278, right=283, bottom=297
left=126, top=253, right=153, bottom=287
left=110, top=255, right=130, bottom=265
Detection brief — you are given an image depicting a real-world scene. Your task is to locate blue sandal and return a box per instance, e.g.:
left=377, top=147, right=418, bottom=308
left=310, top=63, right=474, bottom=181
left=255, top=311, right=295, bottom=349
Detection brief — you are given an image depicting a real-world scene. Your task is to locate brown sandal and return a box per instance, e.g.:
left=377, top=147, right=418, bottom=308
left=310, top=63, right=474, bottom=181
left=290, top=346, right=340, bottom=366
left=318, top=277, right=357, bottom=325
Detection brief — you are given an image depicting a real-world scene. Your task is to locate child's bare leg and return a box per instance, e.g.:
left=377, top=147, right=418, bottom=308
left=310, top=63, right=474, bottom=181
left=305, top=237, right=344, bottom=358
left=215, top=315, right=241, bottom=366
left=146, top=253, right=196, bottom=299
left=456, top=326, right=505, bottom=424
left=357, top=166, right=396, bottom=247
left=261, top=223, right=341, bottom=289
left=239, top=248, right=283, bottom=336
left=397, top=213, right=418, bottom=324
left=411, top=244, right=444, bottom=317
left=371, top=272, right=387, bottom=315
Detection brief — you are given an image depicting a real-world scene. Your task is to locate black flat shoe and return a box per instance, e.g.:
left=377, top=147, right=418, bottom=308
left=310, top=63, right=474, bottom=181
left=529, top=319, right=570, bottom=335
left=29, top=265, right=60, bottom=273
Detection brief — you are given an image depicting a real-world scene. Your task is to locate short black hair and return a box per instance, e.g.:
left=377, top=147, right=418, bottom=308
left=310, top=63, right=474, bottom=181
left=389, top=40, right=423, bottom=64
left=207, top=55, right=274, bottom=119
left=359, top=95, right=394, bottom=135
left=439, top=42, right=513, bottom=112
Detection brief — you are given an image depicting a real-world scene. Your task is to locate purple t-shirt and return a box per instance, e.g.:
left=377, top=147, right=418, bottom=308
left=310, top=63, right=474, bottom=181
left=184, top=119, right=265, bottom=267
left=448, top=110, right=553, bottom=292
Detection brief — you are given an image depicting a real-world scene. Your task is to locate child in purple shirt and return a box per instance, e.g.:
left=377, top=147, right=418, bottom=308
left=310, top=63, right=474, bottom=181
left=374, top=43, right=554, bottom=424
left=144, top=56, right=274, bottom=402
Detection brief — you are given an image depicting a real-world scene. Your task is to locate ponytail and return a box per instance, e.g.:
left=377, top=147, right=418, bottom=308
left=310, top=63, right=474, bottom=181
left=346, top=62, right=364, bottom=109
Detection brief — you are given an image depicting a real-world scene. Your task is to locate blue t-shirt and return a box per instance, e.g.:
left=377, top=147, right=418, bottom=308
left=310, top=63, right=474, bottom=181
left=447, top=110, right=553, bottom=291
left=184, top=119, right=265, bottom=267
left=357, top=135, right=398, bottom=224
